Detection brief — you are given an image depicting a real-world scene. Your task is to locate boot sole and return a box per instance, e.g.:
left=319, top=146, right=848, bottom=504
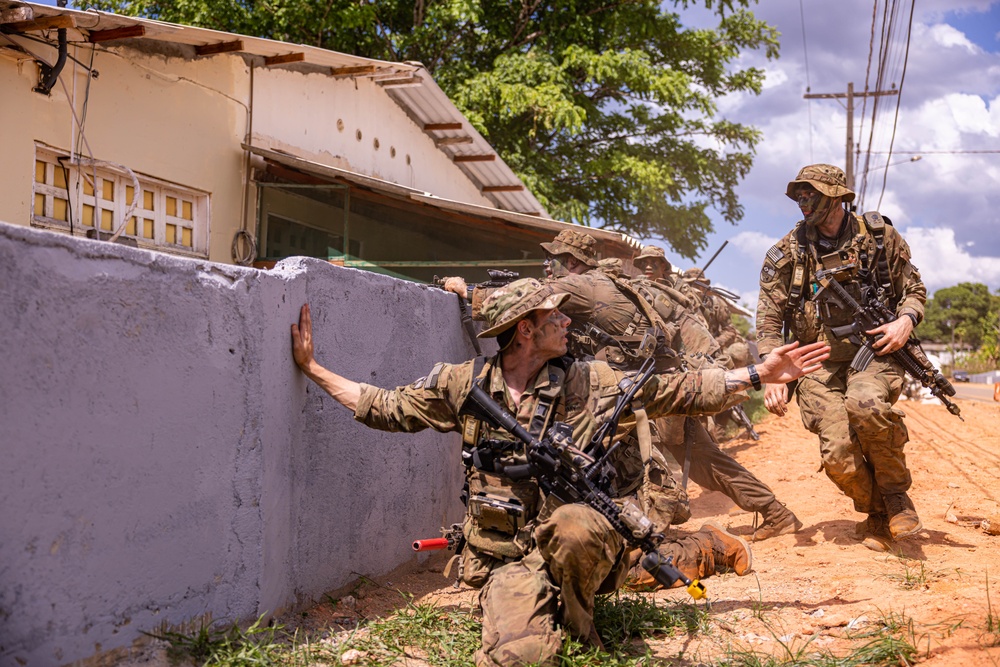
left=890, top=520, right=923, bottom=540
left=701, top=520, right=753, bottom=575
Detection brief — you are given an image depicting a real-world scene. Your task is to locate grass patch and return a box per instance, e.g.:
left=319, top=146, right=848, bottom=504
left=720, top=611, right=918, bottom=667
left=880, top=555, right=949, bottom=591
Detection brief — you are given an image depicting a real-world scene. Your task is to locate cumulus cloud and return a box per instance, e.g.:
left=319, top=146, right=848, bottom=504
left=903, top=226, right=1000, bottom=294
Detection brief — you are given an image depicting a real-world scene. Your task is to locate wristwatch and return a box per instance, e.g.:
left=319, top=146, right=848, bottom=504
left=747, top=364, right=762, bottom=391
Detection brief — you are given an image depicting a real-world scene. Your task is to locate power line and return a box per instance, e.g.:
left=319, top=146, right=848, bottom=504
left=799, top=0, right=813, bottom=161
left=876, top=0, right=916, bottom=210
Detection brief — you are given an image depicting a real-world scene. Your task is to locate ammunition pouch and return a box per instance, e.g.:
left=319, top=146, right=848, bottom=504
left=463, top=471, right=538, bottom=561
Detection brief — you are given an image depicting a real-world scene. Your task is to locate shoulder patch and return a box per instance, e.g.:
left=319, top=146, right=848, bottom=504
left=424, top=362, right=446, bottom=389
left=760, top=263, right=777, bottom=283
left=766, top=245, right=785, bottom=265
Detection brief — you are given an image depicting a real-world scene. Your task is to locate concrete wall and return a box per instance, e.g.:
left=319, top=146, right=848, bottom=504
left=0, top=221, right=471, bottom=666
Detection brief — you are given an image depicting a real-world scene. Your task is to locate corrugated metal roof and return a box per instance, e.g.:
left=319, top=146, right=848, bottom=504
left=17, top=2, right=549, bottom=216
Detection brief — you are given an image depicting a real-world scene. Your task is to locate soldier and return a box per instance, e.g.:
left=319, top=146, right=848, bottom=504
left=291, top=279, right=829, bottom=665
left=450, top=233, right=799, bottom=542
left=681, top=267, right=752, bottom=368
left=628, top=244, right=796, bottom=540
left=756, top=163, right=927, bottom=552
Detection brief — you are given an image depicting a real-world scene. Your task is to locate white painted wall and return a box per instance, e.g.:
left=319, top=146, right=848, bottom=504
left=0, top=221, right=470, bottom=666
left=0, top=35, right=495, bottom=268
left=251, top=68, right=493, bottom=205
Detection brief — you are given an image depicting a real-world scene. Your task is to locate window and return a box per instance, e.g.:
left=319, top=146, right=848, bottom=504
left=32, top=145, right=210, bottom=257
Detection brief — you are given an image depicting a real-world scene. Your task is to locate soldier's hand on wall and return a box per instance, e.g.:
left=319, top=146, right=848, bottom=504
left=867, top=315, right=914, bottom=356
left=763, top=382, right=789, bottom=417
left=441, top=276, right=468, bottom=297
left=291, top=303, right=317, bottom=373
left=757, top=341, right=830, bottom=385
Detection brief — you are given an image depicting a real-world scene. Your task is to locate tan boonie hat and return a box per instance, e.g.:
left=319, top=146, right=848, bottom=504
left=540, top=229, right=599, bottom=267
left=785, top=164, right=856, bottom=202
left=683, top=267, right=706, bottom=281
left=477, top=278, right=570, bottom=338
left=634, top=245, right=670, bottom=266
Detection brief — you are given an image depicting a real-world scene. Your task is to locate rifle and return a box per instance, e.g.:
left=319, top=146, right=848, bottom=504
left=459, top=362, right=706, bottom=599
left=434, top=269, right=520, bottom=300
left=727, top=405, right=760, bottom=441
left=413, top=522, right=464, bottom=552
left=813, top=267, right=962, bottom=420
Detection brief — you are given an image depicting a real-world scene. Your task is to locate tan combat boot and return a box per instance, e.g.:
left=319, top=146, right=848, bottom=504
left=885, top=493, right=922, bottom=539
left=856, top=513, right=893, bottom=552
left=752, top=501, right=804, bottom=541
left=701, top=521, right=753, bottom=575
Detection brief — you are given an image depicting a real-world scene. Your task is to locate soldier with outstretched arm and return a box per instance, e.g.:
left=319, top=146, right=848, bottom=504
left=291, top=279, right=828, bottom=666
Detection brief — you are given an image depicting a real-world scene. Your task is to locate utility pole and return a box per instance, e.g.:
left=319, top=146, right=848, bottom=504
left=804, top=82, right=898, bottom=190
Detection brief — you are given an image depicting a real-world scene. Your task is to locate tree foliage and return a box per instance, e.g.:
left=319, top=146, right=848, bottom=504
left=80, top=0, right=779, bottom=259
left=920, top=282, right=999, bottom=349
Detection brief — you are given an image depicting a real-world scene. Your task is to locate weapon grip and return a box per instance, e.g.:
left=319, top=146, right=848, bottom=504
left=830, top=323, right=858, bottom=339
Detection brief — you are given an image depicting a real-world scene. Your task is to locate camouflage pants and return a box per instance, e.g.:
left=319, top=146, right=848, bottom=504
left=624, top=525, right=731, bottom=590
left=796, top=357, right=911, bottom=515
left=476, top=504, right=627, bottom=667
left=657, top=416, right=777, bottom=514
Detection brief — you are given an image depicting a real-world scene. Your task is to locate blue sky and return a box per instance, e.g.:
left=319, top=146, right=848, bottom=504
left=658, top=0, right=1000, bottom=313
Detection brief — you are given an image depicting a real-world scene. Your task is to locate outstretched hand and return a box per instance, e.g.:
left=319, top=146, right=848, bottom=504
left=757, top=340, right=830, bottom=385
left=291, top=303, right=315, bottom=373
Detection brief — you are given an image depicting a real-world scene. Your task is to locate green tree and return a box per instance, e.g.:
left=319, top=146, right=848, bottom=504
left=921, top=282, right=995, bottom=348
left=80, top=0, right=779, bottom=260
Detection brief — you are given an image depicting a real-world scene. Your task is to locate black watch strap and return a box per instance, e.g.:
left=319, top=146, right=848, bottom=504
left=748, top=364, right=762, bottom=391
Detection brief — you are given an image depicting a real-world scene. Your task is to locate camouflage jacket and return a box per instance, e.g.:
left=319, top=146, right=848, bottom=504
left=756, top=212, right=926, bottom=362
left=355, top=355, right=738, bottom=560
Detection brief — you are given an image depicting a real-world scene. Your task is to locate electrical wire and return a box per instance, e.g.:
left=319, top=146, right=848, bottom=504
left=876, top=0, right=916, bottom=210
left=798, top=0, right=814, bottom=162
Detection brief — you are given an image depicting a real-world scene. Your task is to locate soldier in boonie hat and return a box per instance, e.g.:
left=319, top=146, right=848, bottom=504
left=478, top=278, right=571, bottom=348
left=633, top=245, right=671, bottom=281
left=785, top=164, right=856, bottom=202
left=785, top=164, right=855, bottom=227
left=540, top=229, right=599, bottom=275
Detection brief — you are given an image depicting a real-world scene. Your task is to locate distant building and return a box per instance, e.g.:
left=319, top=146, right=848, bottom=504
left=1, top=2, right=639, bottom=284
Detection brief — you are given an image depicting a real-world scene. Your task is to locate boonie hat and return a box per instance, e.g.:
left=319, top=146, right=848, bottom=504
left=540, top=229, right=599, bottom=267
left=785, top=164, right=856, bottom=202
left=634, top=245, right=670, bottom=267
left=478, top=278, right=570, bottom=338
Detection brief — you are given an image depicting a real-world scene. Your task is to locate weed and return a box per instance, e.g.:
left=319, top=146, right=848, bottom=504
left=881, top=554, right=945, bottom=591
left=593, top=590, right=709, bottom=653
left=144, top=615, right=287, bottom=666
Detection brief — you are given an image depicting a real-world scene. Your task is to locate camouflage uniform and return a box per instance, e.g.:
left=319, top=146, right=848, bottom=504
left=356, top=278, right=751, bottom=666
left=540, top=234, right=796, bottom=540
left=756, top=164, right=926, bottom=547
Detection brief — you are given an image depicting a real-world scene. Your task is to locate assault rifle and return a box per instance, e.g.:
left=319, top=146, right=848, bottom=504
left=413, top=523, right=464, bottom=553
left=726, top=405, right=760, bottom=441
left=813, top=267, right=962, bottom=420
left=434, top=269, right=520, bottom=301
left=458, top=363, right=706, bottom=599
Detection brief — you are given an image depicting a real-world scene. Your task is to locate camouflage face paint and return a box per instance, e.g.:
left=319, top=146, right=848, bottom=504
left=797, top=188, right=838, bottom=226
left=544, top=254, right=572, bottom=278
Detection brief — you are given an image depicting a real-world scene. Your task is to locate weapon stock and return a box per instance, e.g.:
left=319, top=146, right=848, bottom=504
left=813, top=268, right=962, bottom=420
left=459, top=376, right=706, bottom=599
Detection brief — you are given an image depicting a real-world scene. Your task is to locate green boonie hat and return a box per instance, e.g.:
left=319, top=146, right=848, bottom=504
left=478, top=278, right=570, bottom=338
left=540, top=229, right=599, bottom=267
left=785, top=163, right=856, bottom=202
left=634, top=245, right=670, bottom=266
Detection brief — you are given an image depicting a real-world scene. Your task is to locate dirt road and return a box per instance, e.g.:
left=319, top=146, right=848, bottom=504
left=295, top=394, right=1000, bottom=665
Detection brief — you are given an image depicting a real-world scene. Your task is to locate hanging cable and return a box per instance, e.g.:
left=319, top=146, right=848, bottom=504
left=876, top=0, right=916, bottom=210
left=798, top=0, right=814, bottom=161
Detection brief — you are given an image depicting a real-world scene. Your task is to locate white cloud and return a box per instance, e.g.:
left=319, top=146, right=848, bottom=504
left=730, top=230, right=780, bottom=263
left=903, top=226, right=1000, bottom=293
left=927, top=23, right=980, bottom=52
